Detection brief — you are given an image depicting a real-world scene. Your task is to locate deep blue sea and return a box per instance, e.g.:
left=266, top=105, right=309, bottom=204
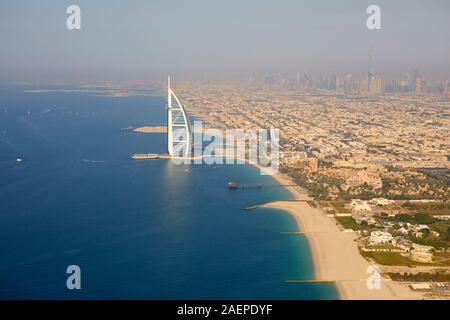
left=0, top=84, right=338, bottom=299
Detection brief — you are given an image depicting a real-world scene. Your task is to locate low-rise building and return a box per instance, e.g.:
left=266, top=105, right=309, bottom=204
left=396, top=238, right=412, bottom=252
left=409, top=283, right=432, bottom=291
left=370, top=231, right=393, bottom=244
left=410, top=250, right=433, bottom=263
left=434, top=215, right=450, bottom=221
left=371, top=198, right=394, bottom=206
left=289, top=157, right=318, bottom=174
left=411, top=243, right=433, bottom=253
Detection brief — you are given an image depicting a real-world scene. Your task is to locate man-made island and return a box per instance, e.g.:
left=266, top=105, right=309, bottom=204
left=132, top=126, right=167, bottom=133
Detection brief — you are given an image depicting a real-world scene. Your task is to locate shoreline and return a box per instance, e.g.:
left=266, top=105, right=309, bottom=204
left=258, top=168, right=424, bottom=300
left=132, top=125, right=424, bottom=299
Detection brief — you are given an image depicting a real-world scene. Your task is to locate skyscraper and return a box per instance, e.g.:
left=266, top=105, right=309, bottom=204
left=413, top=70, right=422, bottom=94
left=368, top=48, right=374, bottom=93
left=167, top=77, right=191, bottom=157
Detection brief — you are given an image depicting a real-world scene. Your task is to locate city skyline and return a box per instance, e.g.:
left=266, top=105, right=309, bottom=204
left=1, top=0, right=450, bottom=82
left=0, top=0, right=449, bottom=303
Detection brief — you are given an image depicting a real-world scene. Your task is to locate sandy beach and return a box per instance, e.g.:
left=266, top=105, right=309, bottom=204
left=262, top=171, right=424, bottom=300
left=133, top=126, right=426, bottom=299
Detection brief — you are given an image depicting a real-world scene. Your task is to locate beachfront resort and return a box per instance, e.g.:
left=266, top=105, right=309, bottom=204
left=172, top=78, right=450, bottom=299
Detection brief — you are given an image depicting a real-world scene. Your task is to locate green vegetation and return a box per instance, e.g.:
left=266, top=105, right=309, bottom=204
left=389, top=212, right=436, bottom=225
left=383, top=212, right=450, bottom=247
left=335, top=216, right=359, bottom=230
left=282, top=170, right=330, bottom=200
left=281, top=164, right=449, bottom=202
left=387, top=272, right=450, bottom=282
left=330, top=201, right=349, bottom=213
left=360, top=251, right=414, bottom=266
left=410, top=236, right=449, bottom=250
left=379, top=172, right=449, bottom=201
left=402, top=201, right=450, bottom=210
left=415, top=212, right=436, bottom=224
left=367, top=244, right=398, bottom=250
left=347, top=183, right=379, bottom=200
left=362, top=250, right=450, bottom=267
left=402, top=201, right=450, bottom=216
left=432, top=225, right=450, bottom=241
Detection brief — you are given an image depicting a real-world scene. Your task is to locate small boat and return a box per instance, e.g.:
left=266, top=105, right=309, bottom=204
left=227, top=182, right=238, bottom=189
left=16, top=158, right=23, bottom=163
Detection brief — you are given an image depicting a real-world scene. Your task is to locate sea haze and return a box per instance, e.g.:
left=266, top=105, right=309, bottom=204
left=0, top=85, right=338, bottom=299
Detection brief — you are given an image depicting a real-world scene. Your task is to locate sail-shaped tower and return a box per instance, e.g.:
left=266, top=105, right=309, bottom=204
left=167, top=77, right=191, bottom=157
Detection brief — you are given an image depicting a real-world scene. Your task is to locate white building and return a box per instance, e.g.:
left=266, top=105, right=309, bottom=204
left=411, top=243, right=433, bottom=253
left=407, top=223, right=430, bottom=231
left=434, top=215, right=450, bottom=221
left=371, top=198, right=394, bottom=206
left=410, top=283, right=432, bottom=291
left=167, top=77, right=191, bottom=158
left=370, top=231, right=393, bottom=244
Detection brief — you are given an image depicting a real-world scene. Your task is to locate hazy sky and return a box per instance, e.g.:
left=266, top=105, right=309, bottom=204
left=0, top=0, right=449, bottom=81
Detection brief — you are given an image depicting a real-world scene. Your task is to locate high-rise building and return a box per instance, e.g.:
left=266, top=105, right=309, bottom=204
left=366, top=49, right=383, bottom=94
left=368, top=49, right=374, bottom=93
left=372, top=74, right=382, bottom=94
left=264, top=75, right=274, bottom=86
left=330, top=74, right=338, bottom=91
left=415, top=78, right=422, bottom=93
left=167, top=77, right=191, bottom=157
left=413, top=70, right=422, bottom=94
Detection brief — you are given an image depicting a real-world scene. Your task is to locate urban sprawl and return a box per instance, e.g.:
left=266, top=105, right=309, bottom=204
left=175, top=71, right=450, bottom=296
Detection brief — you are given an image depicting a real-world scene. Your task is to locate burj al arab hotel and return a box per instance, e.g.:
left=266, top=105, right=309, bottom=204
left=167, top=77, right=191, bottom=158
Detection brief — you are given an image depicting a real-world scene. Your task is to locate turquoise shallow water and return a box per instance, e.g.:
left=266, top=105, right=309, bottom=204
left=0, top=85, right=338, bottom=299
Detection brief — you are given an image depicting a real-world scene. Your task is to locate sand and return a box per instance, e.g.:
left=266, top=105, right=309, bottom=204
left=129, top=127, right=427, bottom=299
left=133, top=126, right=167, bottom=133
left=262, top=171, right=424, bottom=300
